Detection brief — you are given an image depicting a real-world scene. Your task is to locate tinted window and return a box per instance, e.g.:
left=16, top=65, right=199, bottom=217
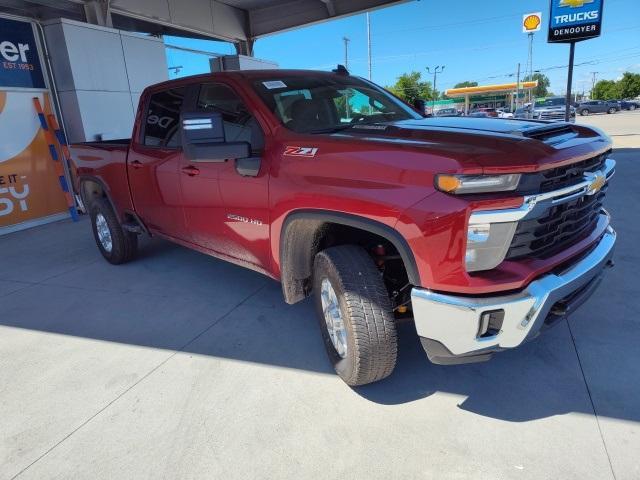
left=197, top=83, right=264, bottom=151
left=143, top=87, right=186, bottom=148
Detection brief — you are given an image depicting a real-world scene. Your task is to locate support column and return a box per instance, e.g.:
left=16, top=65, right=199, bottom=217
left=235, top=39, right=255, bottom=57
left=84, top=0, right=113, bottom=27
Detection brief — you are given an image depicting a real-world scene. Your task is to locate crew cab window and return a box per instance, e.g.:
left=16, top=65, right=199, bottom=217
left=143, top=87, right=186, bottom=148
left=197, top=83, right=264, bottom=152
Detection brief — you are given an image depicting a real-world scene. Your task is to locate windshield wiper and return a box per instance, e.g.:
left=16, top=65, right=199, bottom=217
left=307, top=125, right=357, bottom=134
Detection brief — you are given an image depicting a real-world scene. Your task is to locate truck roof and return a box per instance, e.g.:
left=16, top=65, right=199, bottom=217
left=148, top=69, right=346, bottom=90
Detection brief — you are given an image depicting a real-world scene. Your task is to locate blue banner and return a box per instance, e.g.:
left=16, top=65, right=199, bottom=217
left=0, top=17, right=46, bottom=89
left=548, top=0, right=604, bottom=43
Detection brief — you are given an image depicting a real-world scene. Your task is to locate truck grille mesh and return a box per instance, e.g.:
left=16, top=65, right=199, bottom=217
left=506, top=185, right=607, bottom=260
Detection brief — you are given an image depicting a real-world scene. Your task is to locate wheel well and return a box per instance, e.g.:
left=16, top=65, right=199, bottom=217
left=81, top=179, right=106, bottom=206
left=280, top=214, right=415, bottom=306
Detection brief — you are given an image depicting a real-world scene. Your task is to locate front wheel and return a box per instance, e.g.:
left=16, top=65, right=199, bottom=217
left=580, top=109, right=590, bottom=116
left=313, top=245, right=398, bottom=386
left=89, top=197, right=138, bottom=264
left=608, top=107, right=616, bottom=114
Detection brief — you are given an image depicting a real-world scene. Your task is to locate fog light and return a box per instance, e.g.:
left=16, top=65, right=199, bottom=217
left=477, top=309, right=505, bottom=338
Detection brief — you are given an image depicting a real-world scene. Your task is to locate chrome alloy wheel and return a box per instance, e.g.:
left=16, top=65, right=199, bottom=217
left=320, top=278, right=348, bottom=358
left=95, top=213, right=113, bottom=253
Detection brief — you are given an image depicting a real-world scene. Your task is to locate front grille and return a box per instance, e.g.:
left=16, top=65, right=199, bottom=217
left=506, top=184, right=607, bottom=260
left=517, top=152, right=608, bottom=194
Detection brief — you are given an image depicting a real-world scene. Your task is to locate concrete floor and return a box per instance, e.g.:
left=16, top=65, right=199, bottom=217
left=1, top=148, right=639, bottom=480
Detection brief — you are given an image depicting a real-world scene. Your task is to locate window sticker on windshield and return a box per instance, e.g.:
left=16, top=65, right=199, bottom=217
left=263, top=80, right=287, bottom=89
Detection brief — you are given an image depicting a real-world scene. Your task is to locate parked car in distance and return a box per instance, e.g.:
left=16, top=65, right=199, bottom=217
left=620, top=99, right=639, bottom=111
left=435, top=107, right=460, bottom=117
left=578, top=100, right=619, bottom=115
left=469, top=107, right=498, bottom=118
left=70, top=68, right=617, bottom=387
left=496, top=108, right=513, bottom=119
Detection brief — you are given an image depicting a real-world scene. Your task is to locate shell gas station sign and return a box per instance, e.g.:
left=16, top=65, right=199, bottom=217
left=522, top=12, right=542, bottom=33
left=1, top=16, right=68, bottom=234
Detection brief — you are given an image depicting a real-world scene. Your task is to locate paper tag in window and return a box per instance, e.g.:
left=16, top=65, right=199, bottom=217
left=263, top=80, right=287, bottom=89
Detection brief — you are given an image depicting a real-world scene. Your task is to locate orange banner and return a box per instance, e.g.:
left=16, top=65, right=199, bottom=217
left=0, top=90, right=68, bottom=231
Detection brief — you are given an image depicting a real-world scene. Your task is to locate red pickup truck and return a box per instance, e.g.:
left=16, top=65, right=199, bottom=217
left=71, top=69, right=616, bottom=386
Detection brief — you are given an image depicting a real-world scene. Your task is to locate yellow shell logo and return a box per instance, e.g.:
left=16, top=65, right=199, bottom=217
left=524, top=14, right=541, bottom=31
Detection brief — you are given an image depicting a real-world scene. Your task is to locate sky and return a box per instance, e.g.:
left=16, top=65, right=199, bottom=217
left=165, top=0, right=640, bottom=96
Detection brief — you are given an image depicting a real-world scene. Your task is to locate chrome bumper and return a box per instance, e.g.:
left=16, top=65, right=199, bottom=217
left=411, top=226, right=616, bottom=364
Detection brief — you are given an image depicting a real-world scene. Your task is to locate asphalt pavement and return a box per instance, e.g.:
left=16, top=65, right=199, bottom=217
left=0, top=118, right=638, bottom=479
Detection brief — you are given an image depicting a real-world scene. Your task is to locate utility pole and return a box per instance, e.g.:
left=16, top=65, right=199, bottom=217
left=515, top=62, right=521, bottom=111
left=366, top=13, right=372, bottom=80
left=343, top=36, right=350, bottom=70
left=590, top=71, right=598, bottom=98
left=426, top=65, right=445, bottom=113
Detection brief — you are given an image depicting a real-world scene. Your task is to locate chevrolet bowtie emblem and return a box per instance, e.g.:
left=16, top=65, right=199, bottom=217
left=585, top=171, right=606, bottom=195
left=559, top=0, right=594, bottom=7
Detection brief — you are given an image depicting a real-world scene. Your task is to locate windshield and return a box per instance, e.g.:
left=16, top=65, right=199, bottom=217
left=252, top=76, right=421, bottom=133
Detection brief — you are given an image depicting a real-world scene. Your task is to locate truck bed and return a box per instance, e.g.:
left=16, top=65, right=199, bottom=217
left=70, top=139, right=134, bottom=218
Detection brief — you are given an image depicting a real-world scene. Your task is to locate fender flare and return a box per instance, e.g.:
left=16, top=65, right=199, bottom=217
left=279, top=210, right=420, bottom=304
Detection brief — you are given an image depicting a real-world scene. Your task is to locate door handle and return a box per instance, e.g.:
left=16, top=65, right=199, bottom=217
left=181, top=165, right=201, bottom=176
left=130, top=160, right=143, bottom=169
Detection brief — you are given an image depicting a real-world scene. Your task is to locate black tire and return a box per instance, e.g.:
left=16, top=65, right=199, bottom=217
left=89, top=197, right=137, bottom=265
left=607, top=107, right=616, bottom=114
left=313, top=245, right=397, bottom=386
left=580, top=109, right=589, bottom=116
left=630, top=104, right=636, bottom=111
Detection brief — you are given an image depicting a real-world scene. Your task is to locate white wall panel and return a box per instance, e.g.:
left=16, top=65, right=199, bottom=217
left=121, top=33, right=168, bottom=93
left=76, top=90, right=136, bottom=141
left=60, top=21, right=130, bottom=92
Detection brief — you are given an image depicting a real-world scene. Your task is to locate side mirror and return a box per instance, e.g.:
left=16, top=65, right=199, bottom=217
left=181, top=111, right=250, bottom=163
left=413, top=99, right=426, bottom=117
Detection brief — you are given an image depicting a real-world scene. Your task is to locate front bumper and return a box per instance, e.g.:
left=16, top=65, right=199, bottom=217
left=412, top=225, right=616, bottom=365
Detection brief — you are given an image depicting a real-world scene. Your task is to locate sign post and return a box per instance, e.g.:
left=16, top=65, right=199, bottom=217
left=523, top=13, right=542, bottom=104
left=547, top=0, right=605, bottom=121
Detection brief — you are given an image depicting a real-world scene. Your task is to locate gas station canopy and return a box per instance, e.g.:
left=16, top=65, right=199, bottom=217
left=0, top=0, right=409, bottom=50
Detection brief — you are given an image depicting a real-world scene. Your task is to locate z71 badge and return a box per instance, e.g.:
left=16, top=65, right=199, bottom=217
left=284, top=146, right=318, bottom=157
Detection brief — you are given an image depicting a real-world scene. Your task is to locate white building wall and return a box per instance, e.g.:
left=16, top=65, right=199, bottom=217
left=43, top=18, right=168, bottom=142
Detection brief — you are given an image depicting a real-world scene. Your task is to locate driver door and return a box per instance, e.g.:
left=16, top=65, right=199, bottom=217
left=179, top=82, right=271, bottom=270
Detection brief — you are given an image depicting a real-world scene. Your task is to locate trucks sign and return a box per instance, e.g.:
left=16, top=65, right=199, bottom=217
left=0, top=17, right=46, bottom=89
left=548, top=0, right=604, bottom=43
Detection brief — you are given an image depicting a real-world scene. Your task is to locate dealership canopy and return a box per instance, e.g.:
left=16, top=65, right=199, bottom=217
left=0, top=0, right=410, bottom=53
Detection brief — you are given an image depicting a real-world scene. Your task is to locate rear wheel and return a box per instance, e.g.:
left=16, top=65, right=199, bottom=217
left=313, top=245, right=398, bottom=386
left=580, top=109, right=590, bottom=116
left=607, top=107, right=616, bottom=114
left=89, top=197, right=137, bottom=264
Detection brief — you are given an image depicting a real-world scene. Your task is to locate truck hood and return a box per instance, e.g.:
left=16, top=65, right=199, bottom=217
left=323, top=117, right=610, bottom=173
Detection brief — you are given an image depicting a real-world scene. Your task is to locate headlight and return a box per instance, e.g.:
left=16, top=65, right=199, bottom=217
left=466, top=221, right=518, bottom=272
left=435, top=174, right=521, bottom=194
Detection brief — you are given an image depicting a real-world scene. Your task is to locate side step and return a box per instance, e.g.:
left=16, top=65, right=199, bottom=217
left=122, top=222, right=144, bottom=234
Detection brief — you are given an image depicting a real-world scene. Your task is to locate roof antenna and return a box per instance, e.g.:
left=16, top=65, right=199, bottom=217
left=333, top=64, right=349, bottom=75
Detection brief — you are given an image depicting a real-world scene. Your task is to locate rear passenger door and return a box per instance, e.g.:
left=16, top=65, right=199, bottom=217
left=179, top=82, right=271, bottom=270
left=128, top=87, right=188, bottom=239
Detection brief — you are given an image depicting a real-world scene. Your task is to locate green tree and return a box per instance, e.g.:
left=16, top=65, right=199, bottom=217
left=453, top=81, right=478, bottom=88
left=386, top=71, right=434, bottom=104
left=523, top=72, right=550, bottom=98
left=592, top=80, right=621, bottom=100
left=617, top=72, right=640, bottom=99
